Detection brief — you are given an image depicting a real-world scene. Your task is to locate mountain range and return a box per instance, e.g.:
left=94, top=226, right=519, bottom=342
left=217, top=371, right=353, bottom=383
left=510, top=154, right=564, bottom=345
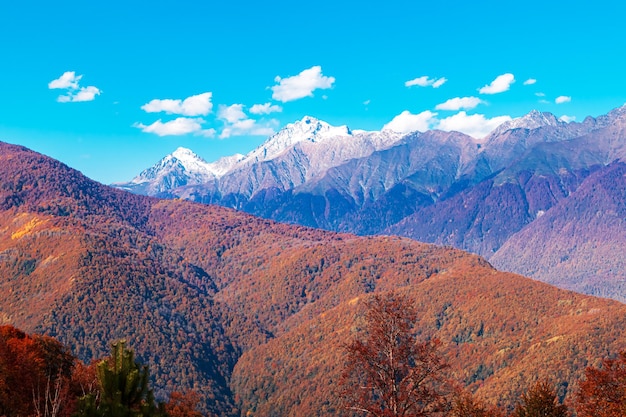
left=3, top=141, right=626, bottom=415
left=115, top=105, right=626, bottom=301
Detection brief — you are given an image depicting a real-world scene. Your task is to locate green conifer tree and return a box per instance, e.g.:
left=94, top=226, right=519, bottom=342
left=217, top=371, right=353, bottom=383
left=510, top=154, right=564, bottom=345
left=74, top=340, right=166, bottom=417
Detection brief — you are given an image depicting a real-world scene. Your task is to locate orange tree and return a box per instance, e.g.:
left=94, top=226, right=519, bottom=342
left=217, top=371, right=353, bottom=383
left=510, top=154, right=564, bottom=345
left=575, top=351, right=626, bottom=417
left=513, top=381, right=570, bottom=417
left=339, top=293, right=449, bottom=417
left=0, top=325, right=75, bottom=417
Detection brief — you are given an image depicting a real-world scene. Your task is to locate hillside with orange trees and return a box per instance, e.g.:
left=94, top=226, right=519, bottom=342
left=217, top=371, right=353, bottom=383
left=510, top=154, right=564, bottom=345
left=1, top=140, right=626, bottom=415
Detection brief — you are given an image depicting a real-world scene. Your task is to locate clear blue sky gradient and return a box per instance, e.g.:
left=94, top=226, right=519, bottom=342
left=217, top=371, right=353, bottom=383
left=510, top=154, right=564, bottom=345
left=1, top=0, right=625, bottom=183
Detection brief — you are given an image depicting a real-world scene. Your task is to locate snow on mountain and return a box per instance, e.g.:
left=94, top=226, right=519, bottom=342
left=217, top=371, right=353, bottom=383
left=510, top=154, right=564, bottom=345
left=211, top=117, right=406, bottom=199
left=137, top=147, right=213, bottom=181
left=207, top=153, right=245, bottom=177
left=114, top=110, right=592, bottom=198
left=243, top=116, right=353, bottom=164
left=168, top=147, right=215, bottom=177
left=113, top=116, right=447, bottom=198
left=487, top=110, right=563, bottom=138
left=113, top=147, right=213, bottom=195
left=293, top=127, right=404, bottom=176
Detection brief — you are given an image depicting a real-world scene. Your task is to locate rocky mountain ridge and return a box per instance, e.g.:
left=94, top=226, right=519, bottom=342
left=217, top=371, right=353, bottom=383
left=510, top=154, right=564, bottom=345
left=116, top=105, right=626, bottom=301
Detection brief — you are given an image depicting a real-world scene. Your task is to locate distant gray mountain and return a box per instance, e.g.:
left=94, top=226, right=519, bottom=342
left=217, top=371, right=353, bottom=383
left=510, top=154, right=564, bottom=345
left=490, top=161, right=626, bottom=302
left=113, top=147, right=242, bottom=195
left=115, top=116, right=403, bottom=201
left=257, top=129, right=481, bottom=233
left=115, top=104, right=626, bottom=301
left=486, top=109, right=564, bottom=138
left=386, top=105, right=626, bottom=258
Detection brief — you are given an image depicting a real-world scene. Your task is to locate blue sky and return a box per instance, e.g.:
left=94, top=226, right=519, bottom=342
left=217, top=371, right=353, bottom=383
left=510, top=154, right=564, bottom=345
left=1, top=0, right=625, bottom=184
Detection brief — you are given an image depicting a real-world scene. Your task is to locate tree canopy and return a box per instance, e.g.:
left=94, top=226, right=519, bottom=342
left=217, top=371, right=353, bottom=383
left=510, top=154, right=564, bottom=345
left=340, top=293, right=450, bottom=416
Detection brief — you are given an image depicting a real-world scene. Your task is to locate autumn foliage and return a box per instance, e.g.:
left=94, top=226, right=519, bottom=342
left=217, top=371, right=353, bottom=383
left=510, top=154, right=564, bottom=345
left=449, top=392, right=504, bottom=417
left=0, top=325, right=75, bottom=417
left=3, top=320, right=626, bottom=416
left=513, top=381, right=569, bottom=417
left=165, top=391, right=204, bottom=417
left=0, top=327, right=203, bottom=417
left=575, top=352, right=626, bottom=417
left=340, top=294, right=449, bottom=416
left=4, top=141, right=626, bottom=416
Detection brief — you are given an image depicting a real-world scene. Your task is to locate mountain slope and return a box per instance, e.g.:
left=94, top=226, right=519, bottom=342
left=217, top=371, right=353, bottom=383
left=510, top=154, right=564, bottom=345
left=4, top=141, right=626, bottom=415
left=232, top=269, right=626, bottom=415
left=175, top=118, right=404, bottom=204
left=115, top=105, right=626, bottom=300
left=246, top=130, right=479, bottom=233
left=386, top=157, right=600, bottom=257
left=0, top=143, right=240, bottom=414
left=491, top=161, right=626, bottom=301
left=486, top=109, right=564, bottom=138
left=387, top=106, right=626, bottom=261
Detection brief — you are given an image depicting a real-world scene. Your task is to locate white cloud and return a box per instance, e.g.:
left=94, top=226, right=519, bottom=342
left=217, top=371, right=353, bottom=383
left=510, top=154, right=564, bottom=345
left=220, top=118, right=277, bottom=139
left=432, top=77, right=447, bottom=88
left=405, top=76, right=430, bottom=87
left=134, top=117, right=207, bottom=137
left=436, top=111, right=512, bottom=138
left=141, top=92, right=213, bottom=116
left=535, top=92, right=546, bottom=97
left=49, top=71, right=82, bottom=89
left=555, top=95, right=571, bottom=104
left=435, top=96, right=483, bottom=111
left=363, top=99, right=371, bottom=105
left=71, top=86, right=101, bottom=102
left=198, top=128, right=217, bottom=137
left=523, top=78, right=537, bottom=85
left=218, top=104, right=247, bottom=123
left=49, top=71, right=101, bottom=102
left=478, top=73, right=515, bottom=94
left=217, top=104, right=278, bottom=138
left=405, top=76, right=447, bottom=88
left=383, top=108, right=512, bottom=138
left=57, top=86, right=102, bottom=103
left=559, top=115, right=576, bottom=123
left=249, top=102, right=282, bottom=115
left=382, top=110, right=437, bottom=134
left=271, top=66, right=335, bottom=102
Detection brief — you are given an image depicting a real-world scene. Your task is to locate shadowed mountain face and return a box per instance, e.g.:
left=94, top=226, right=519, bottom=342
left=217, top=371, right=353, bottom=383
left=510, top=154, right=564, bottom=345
left=4, top=141, right=626, bottom=415
left=490, top=161, right=626, bottom=301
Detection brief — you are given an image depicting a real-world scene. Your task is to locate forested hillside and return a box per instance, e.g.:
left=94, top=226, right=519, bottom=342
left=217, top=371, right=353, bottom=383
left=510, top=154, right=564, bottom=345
left=2, top=141, right=626, bottom=415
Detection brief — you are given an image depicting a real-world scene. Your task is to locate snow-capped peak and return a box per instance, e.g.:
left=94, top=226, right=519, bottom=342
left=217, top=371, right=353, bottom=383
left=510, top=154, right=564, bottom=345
left=171, top=146, right=200, bottom=161
left=244, top=116, right=352, bottom=163
left=125, top=147, right=213, bottom=186
left=168, top=147, right=212, bottom=172
left=163, top=147, right=244, bottom=178
left=488, top=110, right=563, bottom=137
